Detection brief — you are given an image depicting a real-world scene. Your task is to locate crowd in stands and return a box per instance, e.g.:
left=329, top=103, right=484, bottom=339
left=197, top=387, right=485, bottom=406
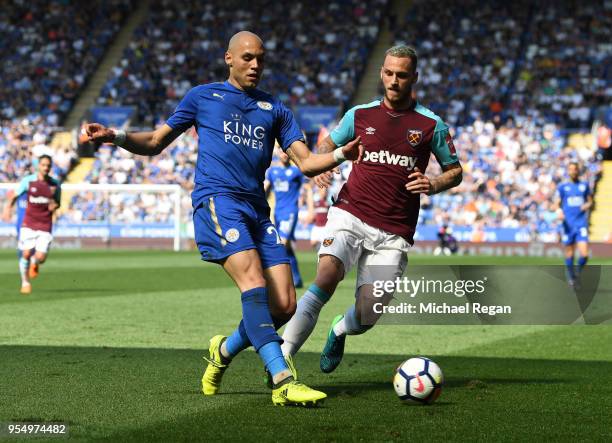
left=393, top=0, right=531, bottom=127
left=54, top=116, right=601, bottom=246
left=59, top=128, right=197, bottom=224
left=394, top=0, right=611, bottom=130
left=1, top=0, right=134, bottom=124
left=60, top=190, right=178, bottom=225
left=0, top=1, right=608, bottom=244
left=97, top=0, right=387, bottom=125
left=0, top=117, right=75, bottom=182
left=508, top=0, right=611, bottom=129
left=421, top=118, right=602, bottom=241
left=0, top=0, right=133, bottom=181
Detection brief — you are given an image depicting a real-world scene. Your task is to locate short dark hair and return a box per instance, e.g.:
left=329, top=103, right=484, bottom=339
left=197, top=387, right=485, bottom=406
left=39, top=154, right=53, bottom=163
left=385, top=45, right=418, bottom=70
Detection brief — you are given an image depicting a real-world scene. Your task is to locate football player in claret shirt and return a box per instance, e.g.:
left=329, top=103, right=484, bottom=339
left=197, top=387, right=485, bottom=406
left=3, top=155, right=61, bottom=295
left=86, top=31, right=363, bottom=406
left=309, top=184, right=330, bottom=249
left=555, top=162, right=593, bottom=288
left=280, top=45, right=463, bottom=374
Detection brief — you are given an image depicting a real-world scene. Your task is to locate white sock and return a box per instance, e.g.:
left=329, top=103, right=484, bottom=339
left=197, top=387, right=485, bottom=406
left=333, top=305, right=364, bottom=336
left=31, top=256, right=39, bottom=266
left=19, top=257, right=30, bottom=285
left=332, top=317, right=347, bottom=336
left=281, top=288, right=328, bottom=356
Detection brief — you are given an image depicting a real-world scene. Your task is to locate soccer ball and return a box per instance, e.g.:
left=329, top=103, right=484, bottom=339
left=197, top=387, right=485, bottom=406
left=393, top=357, right=444, bottom=404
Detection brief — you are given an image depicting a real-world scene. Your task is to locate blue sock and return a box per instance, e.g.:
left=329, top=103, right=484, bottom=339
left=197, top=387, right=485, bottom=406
left=287, top=249, right=302, bottom=286
left=225, top=314, right=290, bottom=358
left=258, top=341, right=289, bottom=378
left=578, top=256, right=588, bottom=272
left=565, top=257, right=575, bottom=280
left=241, top=287, right=282, bottom=351
left=225, top=320, right=251, bottom=358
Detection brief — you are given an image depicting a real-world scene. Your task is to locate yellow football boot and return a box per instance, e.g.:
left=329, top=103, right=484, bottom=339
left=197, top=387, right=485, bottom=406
left=201, top=335, right=229, bottom=395
left=272, top=379, right=327, bottom=406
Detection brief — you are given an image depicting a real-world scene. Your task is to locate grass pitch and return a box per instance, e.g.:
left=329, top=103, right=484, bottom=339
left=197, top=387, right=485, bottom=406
left=1, top=250, right=611, bottom=442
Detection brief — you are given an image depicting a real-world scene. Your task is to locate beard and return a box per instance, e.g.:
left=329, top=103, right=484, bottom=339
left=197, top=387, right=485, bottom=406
left=384, top=87, right=411, bottom=104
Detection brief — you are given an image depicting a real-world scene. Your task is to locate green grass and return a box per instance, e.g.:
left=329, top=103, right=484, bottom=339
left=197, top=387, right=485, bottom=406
left=1, top=250, right=611, bottom=441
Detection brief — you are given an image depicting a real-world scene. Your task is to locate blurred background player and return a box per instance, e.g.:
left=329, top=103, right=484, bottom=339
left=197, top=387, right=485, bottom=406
left=434, top=225, right=459, bottom=256
left=309, top=185, right=330, bottom=249
left=85, top=31, right=363, bottom=406
left=4, top=184, right=29, bottom=253
left=3, top=155, right=61, bottom=295
left=555, top=162, right=593, bottom=288
left=265, top=145, right=307, bottom=287
left=281, top=45, right=462, bottom=372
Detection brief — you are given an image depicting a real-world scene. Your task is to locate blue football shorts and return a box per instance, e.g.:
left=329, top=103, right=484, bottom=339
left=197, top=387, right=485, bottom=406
left=561, top=223, right=589, bottom=245
left=193, top=194, right=289, bottom=268
left=274, top=211, right=298, bottom=241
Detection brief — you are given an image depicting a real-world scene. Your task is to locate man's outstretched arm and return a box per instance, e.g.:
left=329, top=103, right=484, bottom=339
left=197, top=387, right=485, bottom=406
left=285, top=137, right=362, bottom=177
left=85, top=123, right=182, bottom=156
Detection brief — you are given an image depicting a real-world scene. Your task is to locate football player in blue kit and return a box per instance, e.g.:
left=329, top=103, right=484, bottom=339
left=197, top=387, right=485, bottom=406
left=555, top=162, right=593, bottom=288
left=265, top=146, right=307, bottom=288
left=86, top=31, right=362, bottom=406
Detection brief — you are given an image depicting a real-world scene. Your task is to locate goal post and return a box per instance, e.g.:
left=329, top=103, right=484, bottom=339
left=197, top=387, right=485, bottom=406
left=0, top=183, right=185, bottom=251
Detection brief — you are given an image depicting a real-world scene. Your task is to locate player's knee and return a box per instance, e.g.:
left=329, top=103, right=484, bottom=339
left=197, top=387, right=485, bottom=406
left=274, top=288, right=297, bottom=317
left=315, top=255, right=344, bottom=291
left=22, top=249, right=32, bottom=259
left=239, top=275, right=267, bottom=290
left=271, top=297, right=296, bottom=319
left=36, top=253, right=47, bottom=263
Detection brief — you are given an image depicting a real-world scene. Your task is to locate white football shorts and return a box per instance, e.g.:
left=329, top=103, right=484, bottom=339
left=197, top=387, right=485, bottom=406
left=18, top=227, right=53, bottom=253
left=310, top=225, right=327, bottom=244
left=318, top=206, right=409, bottom=289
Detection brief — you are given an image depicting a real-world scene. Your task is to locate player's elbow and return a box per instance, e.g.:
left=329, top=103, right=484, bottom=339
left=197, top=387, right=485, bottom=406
left=301, top=168, right=318, bottom=178
left=447, top=166, right=462, bottom=189
left=149, top=141, right=165, bottom=156
left=453, top=171, right=463, bottom=187
left=296, top=160, right=317, bottom=177
left=149, top=132, right=170, bottom=156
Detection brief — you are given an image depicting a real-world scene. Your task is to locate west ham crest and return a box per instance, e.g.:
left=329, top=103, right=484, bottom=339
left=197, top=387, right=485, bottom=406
left=407, top=129, right=423, bottom=147
left=322, top=237, right=334, bottom=247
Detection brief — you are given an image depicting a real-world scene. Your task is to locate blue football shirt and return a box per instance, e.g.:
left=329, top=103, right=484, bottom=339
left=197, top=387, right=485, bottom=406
left=266, top=165, right=305, bottom=216
left=558, top=181, right=590, bottom=227
left=166, top=81, right=304, bottom=208
left=16, top=192, right=28, bottom=234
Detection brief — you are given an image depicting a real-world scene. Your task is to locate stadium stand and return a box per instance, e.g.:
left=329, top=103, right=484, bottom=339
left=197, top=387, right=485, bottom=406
left=422, top=118, right=602, bottom=241
left=393, top=0, right=611, bottom=130
left=0, top=117, right=75, bottom=181
left=1, top=0, right=134, bottom=124
left=1, top=0, right=608, bottom=246
left=392, top=0, right=532, bottom=127
left=0, top=0, right=134, bottom=180
left=96, top=0, right=388, bottom=125
left=509, top=0, right=611, bottom=129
